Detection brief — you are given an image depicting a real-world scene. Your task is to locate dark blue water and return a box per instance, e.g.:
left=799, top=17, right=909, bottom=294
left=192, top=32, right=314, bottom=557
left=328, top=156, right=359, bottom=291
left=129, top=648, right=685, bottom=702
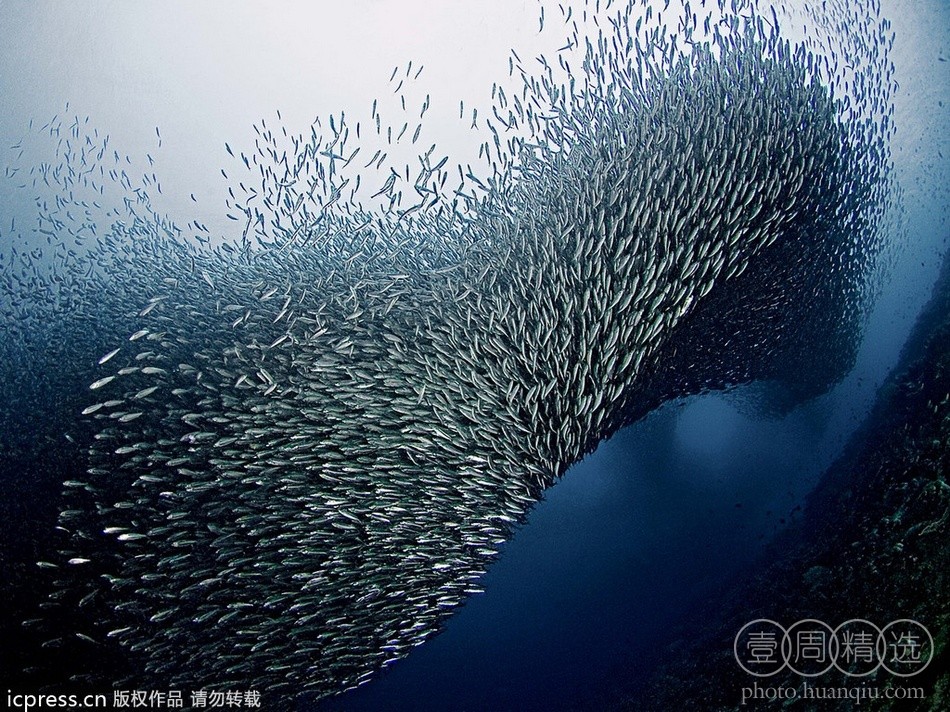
left=315, top=391, right=834, bottom=712
left=1, top=2, right=947, bottom=709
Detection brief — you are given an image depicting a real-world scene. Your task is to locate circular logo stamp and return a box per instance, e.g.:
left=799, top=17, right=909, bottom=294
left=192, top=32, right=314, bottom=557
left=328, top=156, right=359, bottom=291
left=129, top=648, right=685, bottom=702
left=735, top=618, right=933, bottom=679
left=784, top=619, right=836, bottom=677
left=734, top=619, right=787, bottom=677
left=878, top=619, right=933, bottom=677
left=832, top=619, right=883, bottom=677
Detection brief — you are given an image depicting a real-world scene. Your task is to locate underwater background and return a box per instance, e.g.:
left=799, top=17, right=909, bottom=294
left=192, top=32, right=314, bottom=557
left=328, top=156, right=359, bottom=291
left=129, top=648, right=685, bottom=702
left=1, top=1, right=948, bottom=710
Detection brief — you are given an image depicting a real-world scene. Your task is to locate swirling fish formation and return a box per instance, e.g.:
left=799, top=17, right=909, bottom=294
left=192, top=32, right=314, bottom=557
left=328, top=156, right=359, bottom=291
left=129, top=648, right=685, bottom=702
left=2, top=0, right=895, bottom=706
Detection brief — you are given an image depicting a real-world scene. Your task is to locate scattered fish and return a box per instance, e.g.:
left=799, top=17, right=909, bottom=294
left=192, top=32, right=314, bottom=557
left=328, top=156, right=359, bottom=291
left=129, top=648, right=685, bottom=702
left=2, top=0, right=897, bottom=708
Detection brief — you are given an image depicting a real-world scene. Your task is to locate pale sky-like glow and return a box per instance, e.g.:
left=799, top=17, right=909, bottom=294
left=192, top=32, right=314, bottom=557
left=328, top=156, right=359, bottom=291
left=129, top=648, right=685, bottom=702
left=0, top=1, right=568, bottom=235
left=0, top=0, right=946, bottom=459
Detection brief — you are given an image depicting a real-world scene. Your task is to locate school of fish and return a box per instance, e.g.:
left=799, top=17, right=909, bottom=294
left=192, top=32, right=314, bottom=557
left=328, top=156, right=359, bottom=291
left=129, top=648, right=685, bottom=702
left=0, top=0, right=897, bottom=705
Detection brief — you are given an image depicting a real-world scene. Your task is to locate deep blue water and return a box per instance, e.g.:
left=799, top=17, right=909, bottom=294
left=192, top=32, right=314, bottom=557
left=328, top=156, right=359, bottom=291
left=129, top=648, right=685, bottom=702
left=1, top=2, right=948, bottom=710
left=314, top=390, right=844, bottom=712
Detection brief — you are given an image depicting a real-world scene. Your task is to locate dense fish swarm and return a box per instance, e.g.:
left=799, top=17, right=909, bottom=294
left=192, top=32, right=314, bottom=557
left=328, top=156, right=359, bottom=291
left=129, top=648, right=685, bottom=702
left=1, top=0, right=896, bottom=705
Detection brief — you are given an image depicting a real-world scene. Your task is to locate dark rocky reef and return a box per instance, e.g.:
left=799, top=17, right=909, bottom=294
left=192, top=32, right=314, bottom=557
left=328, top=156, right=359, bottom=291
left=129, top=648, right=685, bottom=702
left=626, top=250, right=950, bottom=711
